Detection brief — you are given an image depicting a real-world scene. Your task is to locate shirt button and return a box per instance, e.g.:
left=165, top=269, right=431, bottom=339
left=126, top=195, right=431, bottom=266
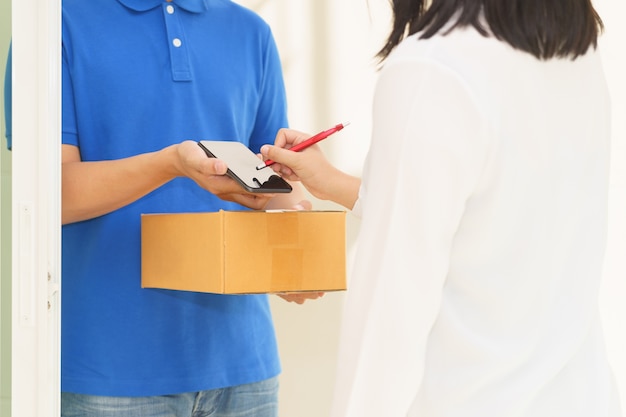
left=172, top=38, right=182, bottom=47
left=166, top=5, right=174, bottom=14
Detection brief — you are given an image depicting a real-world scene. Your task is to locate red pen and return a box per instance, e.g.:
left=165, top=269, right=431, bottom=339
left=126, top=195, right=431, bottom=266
left=257, top=121, right=350, bottom=170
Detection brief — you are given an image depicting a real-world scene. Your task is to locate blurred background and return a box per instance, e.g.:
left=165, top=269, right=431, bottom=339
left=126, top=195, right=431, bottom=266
left=1, top=1, right=624, bottom=416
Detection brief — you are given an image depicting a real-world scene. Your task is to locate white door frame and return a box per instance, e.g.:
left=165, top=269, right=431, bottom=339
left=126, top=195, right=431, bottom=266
left=11, top=0, right=61, bottom=416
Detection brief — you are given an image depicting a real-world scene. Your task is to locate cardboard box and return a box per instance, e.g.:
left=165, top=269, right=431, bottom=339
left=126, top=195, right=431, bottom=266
left=141, top=210, right=347, bottom=294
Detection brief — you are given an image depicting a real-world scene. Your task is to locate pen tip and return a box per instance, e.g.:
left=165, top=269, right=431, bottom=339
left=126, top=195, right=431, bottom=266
left=341, top=121, right=351, bottom=127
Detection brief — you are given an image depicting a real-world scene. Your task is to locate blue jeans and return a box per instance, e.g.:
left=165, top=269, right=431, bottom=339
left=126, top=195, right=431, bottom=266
left=61, top=377, right=279, bottom=417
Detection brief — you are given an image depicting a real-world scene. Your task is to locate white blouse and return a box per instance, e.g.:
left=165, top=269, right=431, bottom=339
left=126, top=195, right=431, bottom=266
left=331, top=27, right=620, bottom=417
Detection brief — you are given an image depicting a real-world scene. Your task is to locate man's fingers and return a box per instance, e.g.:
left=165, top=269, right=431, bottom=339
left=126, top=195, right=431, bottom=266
left=204, top=158, right=227, bottom=176
left=293, top=199, right=312, bottom=211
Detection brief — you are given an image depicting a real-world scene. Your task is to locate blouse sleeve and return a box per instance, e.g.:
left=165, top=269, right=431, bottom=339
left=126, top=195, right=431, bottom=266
left=331, top=57, right=492, bottom=417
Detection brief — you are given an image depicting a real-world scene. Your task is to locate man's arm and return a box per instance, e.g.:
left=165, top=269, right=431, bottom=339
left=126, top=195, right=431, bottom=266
left=61, top=141, right=273, bottom=224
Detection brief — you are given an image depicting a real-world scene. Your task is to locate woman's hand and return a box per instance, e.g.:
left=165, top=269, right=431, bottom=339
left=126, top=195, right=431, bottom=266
left=260, top=129, right=334, bottom=200
left=260, top=129, right=360, bottom=210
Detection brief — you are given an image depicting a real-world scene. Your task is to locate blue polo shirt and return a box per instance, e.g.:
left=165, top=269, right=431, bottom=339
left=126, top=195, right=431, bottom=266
left=62, top=0, right=288, bottom=396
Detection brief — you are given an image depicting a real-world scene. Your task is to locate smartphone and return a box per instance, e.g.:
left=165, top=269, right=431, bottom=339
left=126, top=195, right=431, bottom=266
left=197, top=141, right=292, bottom=193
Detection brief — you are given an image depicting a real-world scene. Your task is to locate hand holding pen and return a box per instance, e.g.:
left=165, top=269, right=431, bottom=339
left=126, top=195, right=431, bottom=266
left=257, top=122, right=350, bottom=170
left=259, top=123, right=360, bottom=210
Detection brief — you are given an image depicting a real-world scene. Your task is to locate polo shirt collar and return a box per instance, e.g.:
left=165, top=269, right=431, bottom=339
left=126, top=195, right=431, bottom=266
left=117, top=0, right=209, bottom=13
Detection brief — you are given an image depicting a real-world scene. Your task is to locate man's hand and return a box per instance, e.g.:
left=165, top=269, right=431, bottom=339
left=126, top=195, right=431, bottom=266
left=276, top=292, right=325, bottom=304
left=175, top=140, right=274, bottom=210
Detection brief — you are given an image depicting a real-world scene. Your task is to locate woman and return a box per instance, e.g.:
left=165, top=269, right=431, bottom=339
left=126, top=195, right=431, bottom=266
left=261, top=0, right=620, bottom=416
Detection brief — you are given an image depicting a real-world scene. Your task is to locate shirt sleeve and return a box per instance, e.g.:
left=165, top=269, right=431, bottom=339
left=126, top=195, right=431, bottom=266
left=61, top=39, right=79, bottom=147
left=3, top=42, right=11, bottom=150
left=247, top=26, right=288, bottom=154
left=331, top=58, right=491, bottom=417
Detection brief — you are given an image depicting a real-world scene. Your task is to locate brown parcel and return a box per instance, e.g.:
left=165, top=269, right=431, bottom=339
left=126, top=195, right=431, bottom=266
left=141, top=210, right=347, bottom=294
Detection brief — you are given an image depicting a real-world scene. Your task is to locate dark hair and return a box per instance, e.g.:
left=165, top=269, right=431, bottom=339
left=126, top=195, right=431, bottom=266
left=377, top=0, right=604, bottom=62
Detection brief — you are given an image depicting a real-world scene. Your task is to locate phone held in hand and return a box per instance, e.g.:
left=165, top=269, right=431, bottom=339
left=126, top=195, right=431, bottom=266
left=197, top=141, right=292, bottom=193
